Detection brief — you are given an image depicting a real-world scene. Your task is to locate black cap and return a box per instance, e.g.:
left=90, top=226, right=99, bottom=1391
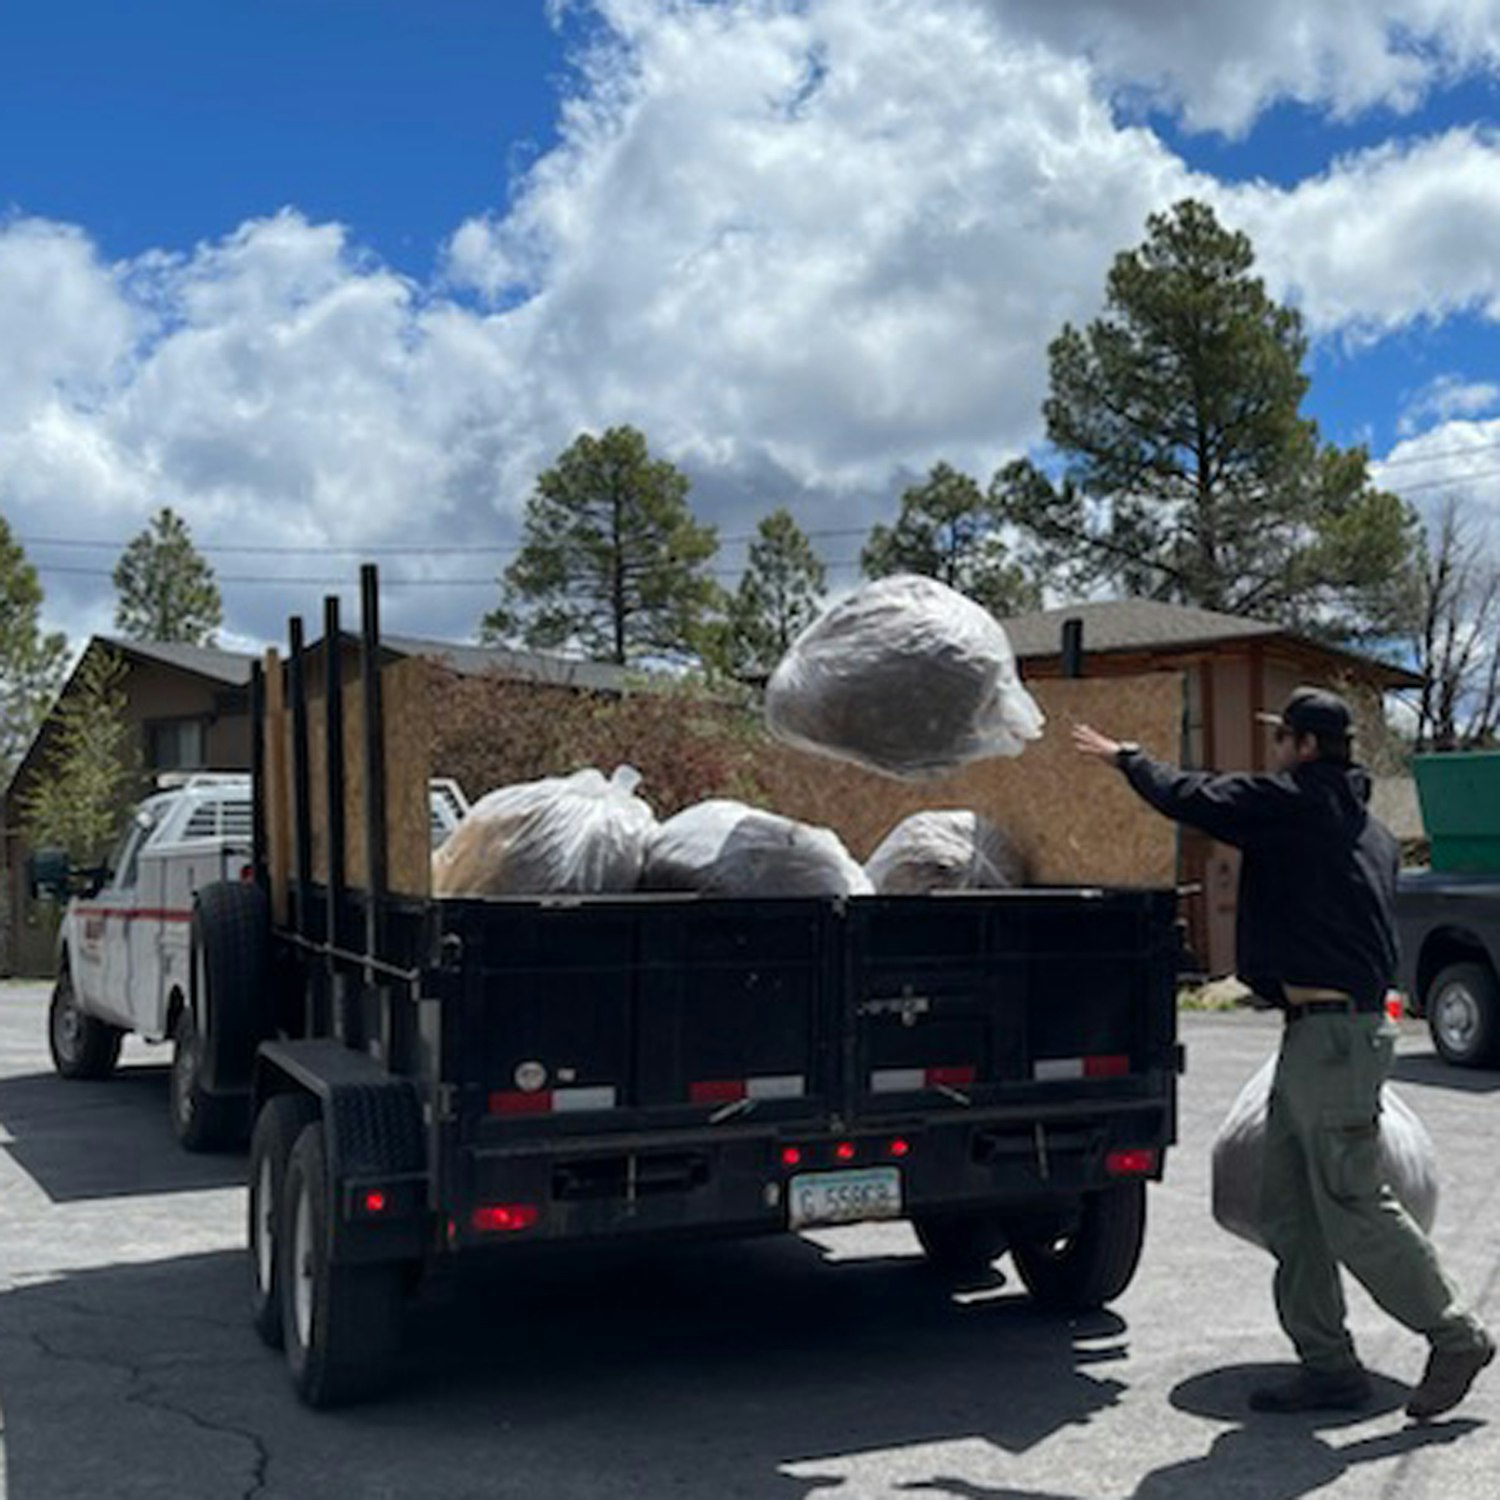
left=1256, top=687, right=1353, bottom=739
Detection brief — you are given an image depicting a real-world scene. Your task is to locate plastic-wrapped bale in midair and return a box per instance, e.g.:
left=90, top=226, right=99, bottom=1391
left=432, top=766, right=657, bottom=897
left=865, top=809, right=1026, bottom=894
left=639, top=799, right=873, bottom=897
left=1210, top=1054, right=1439, bottom=1251
left=764, top=574, right=1044, bottom=779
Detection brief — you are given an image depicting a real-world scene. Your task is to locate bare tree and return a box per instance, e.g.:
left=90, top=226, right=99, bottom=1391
left=1415, top=495, right=1500, bottom=750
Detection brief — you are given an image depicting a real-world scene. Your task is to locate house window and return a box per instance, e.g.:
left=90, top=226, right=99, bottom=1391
left=146, top=718, right=207, bottom=772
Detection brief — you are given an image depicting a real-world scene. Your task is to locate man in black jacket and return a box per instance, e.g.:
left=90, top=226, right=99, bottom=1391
left=1075, top=688, right=1493, bottom=1418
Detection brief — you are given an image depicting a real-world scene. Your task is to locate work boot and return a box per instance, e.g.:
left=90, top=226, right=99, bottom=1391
left=1406, top=1331, right=1496, bottom=1421
left=1248, top=1368, right=1372, bottom=1413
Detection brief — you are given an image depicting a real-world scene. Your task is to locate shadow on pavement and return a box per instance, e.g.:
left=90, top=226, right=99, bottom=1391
left=0, top=1065, right=245, bottom=1201
left=0, top=1236, right=1137, bottom=1500
left=1390, top=1052, right=1500, bottom=1094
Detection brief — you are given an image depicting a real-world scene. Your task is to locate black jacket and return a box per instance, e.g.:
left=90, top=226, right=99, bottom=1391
left=1118, top=752, right=1399, bottom=1009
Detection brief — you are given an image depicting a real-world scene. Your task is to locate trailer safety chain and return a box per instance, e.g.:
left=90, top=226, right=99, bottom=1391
left=282, top=930, right=422, bottom=986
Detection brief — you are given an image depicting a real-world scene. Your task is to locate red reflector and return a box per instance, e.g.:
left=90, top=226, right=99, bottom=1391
left=781, top=1146, right=803, bottom=1167
left=927, top=1065, right=977, bottom=1088
left=362, top=1190, right=388, bottom=1215
left=690, top=1079, right=747, bottom=1104
left=472, top=1203, right=540, bottom=1233
left=239, top=863, right=256, bottom=882
left=888, top=1138, right=911, bottom=1159
left=1084, top=1055, right=1130, bottom=1079
left=1106, top=1148, right=1157, bottom=1177
left=834, top=1141, right=856, bottom=1162
left=1385, top=991, right=1405, bottom=1021
left=489, top=1090, right=554, bottom=1115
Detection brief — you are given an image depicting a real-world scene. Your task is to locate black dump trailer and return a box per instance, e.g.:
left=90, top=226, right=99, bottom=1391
left=186, top=568, right=1182, bottom=1406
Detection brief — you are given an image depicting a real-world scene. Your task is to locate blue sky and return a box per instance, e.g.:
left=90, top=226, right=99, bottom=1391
left=3, top=0, right=1499, bottom=650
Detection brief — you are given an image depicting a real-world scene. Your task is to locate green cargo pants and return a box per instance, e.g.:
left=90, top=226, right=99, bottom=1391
left=1259, top=1009, right=1484, bottom=1374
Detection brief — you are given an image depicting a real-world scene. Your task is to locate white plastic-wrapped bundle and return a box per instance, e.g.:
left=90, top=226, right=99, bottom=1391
left=1211, top=1054, right=1439, bottom=1251
left=640, top=799, right=873, bottom=897
left=865, top=809, right=1025, bottom=894
left=765, top=575, right=1044, bottom=780
left=432, top=766, right=656, bottom=897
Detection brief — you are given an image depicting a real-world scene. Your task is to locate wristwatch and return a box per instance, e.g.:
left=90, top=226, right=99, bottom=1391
left=1114, top=741, right=1141, bottom=768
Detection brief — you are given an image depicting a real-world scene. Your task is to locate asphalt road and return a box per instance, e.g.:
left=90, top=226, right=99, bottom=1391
left=0, top=981, right=1496, bottom=1500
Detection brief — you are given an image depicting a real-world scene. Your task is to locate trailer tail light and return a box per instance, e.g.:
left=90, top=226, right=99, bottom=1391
left=888, top=1138, right=911, bottom=1159
left=362, top=1190, right=388, bottom=1215
left=834, top=1141, right=857, bottom=1163
left=1034, top=1055, right=1131, bottom=1081
left=1385, top=990, right=1405, bottom=1021
left=472, top=1203, right=540, bottom=1234
left=780, top=1146, right=803, bottom=1168
left=1106, top=1148, right=1157, bottom=1177
left=238, top=863, right=256, bottom=882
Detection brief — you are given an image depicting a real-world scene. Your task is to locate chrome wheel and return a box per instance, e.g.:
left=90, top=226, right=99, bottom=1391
left=1433, top=980, right=1481, bottom=1056
left=293, top=1177, right=315, bottom=1352
left=254, top=1157, right=276, bottom=1296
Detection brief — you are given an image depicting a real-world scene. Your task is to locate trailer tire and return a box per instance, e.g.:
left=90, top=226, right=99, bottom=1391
left=1009, top=1181, right=1147, bottom=1312
left=190, top=881, right=272, bottom=1097
left=169, top=1006, right=242, bottom=1152
left=280, top=1122, right=403, bottom=1408
left=1426, top=962, right=1500, bottom=1069
left=248, top=1093, right=322, bottom=1348
left=911, top=1210, right=1008, bottom=1280
left=47, top=967, right=122, bottom=1081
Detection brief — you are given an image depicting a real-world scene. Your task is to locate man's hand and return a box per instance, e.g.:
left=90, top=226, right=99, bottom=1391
left=1072, top=723, right=1123, bottom=762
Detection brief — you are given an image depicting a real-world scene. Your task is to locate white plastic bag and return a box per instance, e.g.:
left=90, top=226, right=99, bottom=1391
left=865, top=810, right=1025, bottom=894
left=432, top=766, right=656, bottom=897
left=1211, top=1054, right=1439, bottom=1250
left=765, top=575, right=1044, bottom=780
left=640, top=799, right=873, bottom=897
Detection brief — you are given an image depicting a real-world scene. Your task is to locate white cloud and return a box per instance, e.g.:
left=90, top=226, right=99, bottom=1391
left=990, top=0, right=1500, bottom=136
left=1398, top=374, right=1500, bottom=434
left=1374, top=417, right=1500, bottom=528
left=1225, top=128, right=1500, bottom=338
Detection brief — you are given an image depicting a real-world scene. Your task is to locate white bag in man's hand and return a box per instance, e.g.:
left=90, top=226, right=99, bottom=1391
left=1211, top=1054, right=1440, bottom=1250
left=765, top=575, right=1044, bottom=779
left=432, top=766, right=656, bottom=897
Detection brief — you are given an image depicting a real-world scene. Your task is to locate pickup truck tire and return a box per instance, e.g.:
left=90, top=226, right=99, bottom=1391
left=280, top=1122, right=403, bottom=1407
left=190, top=882, right=272, bottom=1097
left=48, top=968, right=123, bottom=1081
left=1009, top=1181, right=1146, bottom=1312
left=911, top=1211, right=1008, bottom=1279
left=249, top=1093, right=322, bottom=1348
left=170, top=1007, right=243, bottom=1152
left=1426, top=962, right=1500, bottom=1068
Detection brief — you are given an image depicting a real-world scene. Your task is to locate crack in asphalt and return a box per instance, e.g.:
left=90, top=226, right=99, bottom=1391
left=21, top=1327, right=273, bottom=1500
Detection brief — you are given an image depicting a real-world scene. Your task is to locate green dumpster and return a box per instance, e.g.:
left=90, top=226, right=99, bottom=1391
left=1411, top=750, right=1500, bottom=874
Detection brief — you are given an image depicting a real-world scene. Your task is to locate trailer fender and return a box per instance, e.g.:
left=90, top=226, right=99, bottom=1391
left=254, top=1040, right=428, bottom=1263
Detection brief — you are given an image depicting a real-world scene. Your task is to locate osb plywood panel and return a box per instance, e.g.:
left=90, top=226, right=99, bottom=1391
left=302, top=658, right=433, bottom=899
left=758, top=672, right=1184, bottom=887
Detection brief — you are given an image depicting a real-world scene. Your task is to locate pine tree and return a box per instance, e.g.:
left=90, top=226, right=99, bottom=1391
left=482, top=426, right=720, bottom=665
left=863, top=462, right=1041, bottom=616
left=113, top=507, right=223, bottom=645
left=708, top=508, right=826, bottom=683
left=1, top=515, right=69, bottom=782
left=994, top=199, right=1422, bottom=641
left=21, top=645, right=139, bottom=866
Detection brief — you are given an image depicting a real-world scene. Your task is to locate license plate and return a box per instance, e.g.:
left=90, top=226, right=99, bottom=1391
left=789, top=1167, right=903, bottom=1229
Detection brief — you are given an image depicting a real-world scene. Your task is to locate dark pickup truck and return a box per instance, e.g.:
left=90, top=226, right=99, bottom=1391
left=1397, top=870, right=1500, bottom=1067
left=186, top=569, right=1182, bottom=1406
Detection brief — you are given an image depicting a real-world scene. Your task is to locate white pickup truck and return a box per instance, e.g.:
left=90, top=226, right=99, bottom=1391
left=37, top=772, right=469, bottom=1147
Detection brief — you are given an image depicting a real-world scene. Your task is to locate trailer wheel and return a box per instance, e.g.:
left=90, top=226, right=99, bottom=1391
left=1426, top=962, right=1500, bottom=1068
left=190, top=881, right=272, bottom=1096
left=1009, top=1182, right=1147, bottom=1312
left=169, top=1007, right=242, bottom=1152
left=248, top=1092, right=322, bottom=1348
left=911, top=1210, right=1008, bottom=1280
left=280, top=1122, right=403, bottom=1407
left=47, top=967, right=123, bottom=1081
